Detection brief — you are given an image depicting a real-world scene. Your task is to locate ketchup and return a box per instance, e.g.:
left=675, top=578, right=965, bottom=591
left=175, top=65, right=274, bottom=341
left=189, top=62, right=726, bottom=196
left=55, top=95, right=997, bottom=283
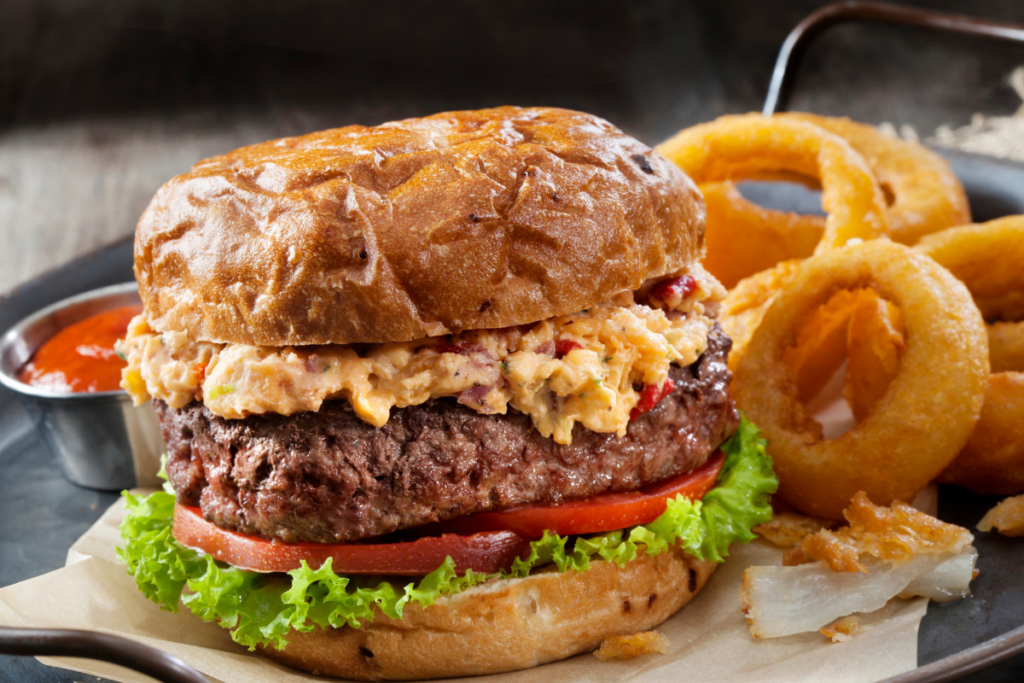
left=18, top=305, right=142, bottom=393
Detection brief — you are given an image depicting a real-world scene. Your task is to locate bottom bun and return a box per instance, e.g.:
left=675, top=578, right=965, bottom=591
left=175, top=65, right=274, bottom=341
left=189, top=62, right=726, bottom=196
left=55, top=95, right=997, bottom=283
left=258, top=546, right=717, bottom=680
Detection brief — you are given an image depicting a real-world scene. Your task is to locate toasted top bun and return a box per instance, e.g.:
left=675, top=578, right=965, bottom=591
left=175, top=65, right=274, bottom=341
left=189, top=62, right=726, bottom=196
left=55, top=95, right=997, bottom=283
left=134, top=106, right=705, bottom=346
left=258, top=545, right=716, bottom=680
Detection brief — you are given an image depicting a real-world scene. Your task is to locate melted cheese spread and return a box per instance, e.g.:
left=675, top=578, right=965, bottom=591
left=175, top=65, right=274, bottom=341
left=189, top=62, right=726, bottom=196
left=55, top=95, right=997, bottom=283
left=118, top=267, right=724, bottom=445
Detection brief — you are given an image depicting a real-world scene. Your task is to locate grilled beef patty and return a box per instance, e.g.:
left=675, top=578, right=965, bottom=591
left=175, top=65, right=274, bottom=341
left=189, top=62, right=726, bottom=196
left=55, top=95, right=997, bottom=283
left=161, top=326, right=738, bottom=543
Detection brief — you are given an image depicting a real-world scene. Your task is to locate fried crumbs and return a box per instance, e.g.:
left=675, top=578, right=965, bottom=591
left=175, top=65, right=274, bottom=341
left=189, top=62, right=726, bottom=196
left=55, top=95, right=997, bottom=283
left=978, top=493, right=1024, bottom=537
left=820, top=615, right=862, bottom=643
left=593, top=631, right=671, bottom=661
left=754, top=512, right=829, bottom=547
left=783, top=491, right=974, bottom=573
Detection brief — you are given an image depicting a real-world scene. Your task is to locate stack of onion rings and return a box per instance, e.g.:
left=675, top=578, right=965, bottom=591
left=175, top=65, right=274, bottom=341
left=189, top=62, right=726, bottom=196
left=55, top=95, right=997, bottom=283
left=779, top=113, right=971, bottom=245
left=656, top=114, right=889, bottom=253
left=912, top=217, right=1024, bottom=495
left=661, top=114, right=970, bottom=289
left=660, top=114, right=890, bottom=370
left=731, top=240, right=988, bottom=520
left=662, top=111, right=1015, bottom=510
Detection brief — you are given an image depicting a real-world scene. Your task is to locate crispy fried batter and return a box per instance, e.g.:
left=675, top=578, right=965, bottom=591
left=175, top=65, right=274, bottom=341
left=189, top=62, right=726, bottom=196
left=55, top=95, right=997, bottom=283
left=844, top=294, right=905, bottom=423
left=700, top=181, right=824, bottom=289
left=783, top=492, right=974, bottom=573
left=754, top=513, right=829, bottom=547
left=721, top=259, right=803, bottom=370
left=978, top=494, right=1024, bottom=537
left=783, top=289, right=874, bottom=403
left=593, top=631, right=671, bottom=661
left=731, top=241, right=988, bottom=520
left=820, top=615, right=862, bottom=643
left=988, top=322, right=1024, bottom=374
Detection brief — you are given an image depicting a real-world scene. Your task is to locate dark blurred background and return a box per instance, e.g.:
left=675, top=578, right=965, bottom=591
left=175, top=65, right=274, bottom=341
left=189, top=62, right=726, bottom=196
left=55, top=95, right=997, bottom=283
left=1, top=0, right=1024, bottom=289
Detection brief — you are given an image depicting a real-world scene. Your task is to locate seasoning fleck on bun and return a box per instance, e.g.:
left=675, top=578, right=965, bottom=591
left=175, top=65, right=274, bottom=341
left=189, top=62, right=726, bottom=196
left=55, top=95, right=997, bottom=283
left=134, top=106, right=705, bottom=346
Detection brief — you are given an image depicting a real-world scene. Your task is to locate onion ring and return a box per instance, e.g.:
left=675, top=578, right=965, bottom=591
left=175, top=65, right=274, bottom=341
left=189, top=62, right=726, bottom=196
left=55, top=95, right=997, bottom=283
left=700, top=181, right=823, bottom=289
left=915, top=217, right=1024, bottom=494
left=732, top=240, right=988, bottom=520
left=989, top=321, right=1024, bottom=374
left=720, top=259, right=802, bottom=370
left=915, top=217, right=1024, bottom=301
left=782, top=289, right=878, bottom=403
left=678, top=115, right=967, bottom=288
left=843, top=293, right=904, bottom=423
left=656, top=114, right=888, bottom=252
left=938, top=373, right=1024, bottom=495
left=780, top=113, right=971, bottom=245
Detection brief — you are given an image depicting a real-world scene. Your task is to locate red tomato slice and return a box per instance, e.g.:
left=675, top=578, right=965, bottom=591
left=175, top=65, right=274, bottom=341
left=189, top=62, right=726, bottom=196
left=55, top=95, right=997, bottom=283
left=173, top=506, right=533, bottom=576
left=423, top=450, right=725, bottom=538
left=172, top=451, right=725, bottom=576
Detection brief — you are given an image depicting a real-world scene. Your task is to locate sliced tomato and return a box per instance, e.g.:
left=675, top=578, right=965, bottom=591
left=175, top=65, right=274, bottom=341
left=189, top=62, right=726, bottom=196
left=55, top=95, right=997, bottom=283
left=173, top=505, right=532, bottom=575
left=173, top=451, right=725, bottom=575
left=423, top=450, right=725, bottom=538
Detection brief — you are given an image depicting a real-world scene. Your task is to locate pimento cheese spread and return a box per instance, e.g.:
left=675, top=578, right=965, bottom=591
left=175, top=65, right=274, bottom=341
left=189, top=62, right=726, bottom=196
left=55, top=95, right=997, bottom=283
left=118, top=267, right=724, bottom=445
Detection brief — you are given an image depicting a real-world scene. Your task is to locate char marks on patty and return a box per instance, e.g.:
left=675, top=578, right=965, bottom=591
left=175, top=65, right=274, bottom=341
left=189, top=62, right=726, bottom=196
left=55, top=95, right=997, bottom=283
left=161, top=326, right=737, bottom=543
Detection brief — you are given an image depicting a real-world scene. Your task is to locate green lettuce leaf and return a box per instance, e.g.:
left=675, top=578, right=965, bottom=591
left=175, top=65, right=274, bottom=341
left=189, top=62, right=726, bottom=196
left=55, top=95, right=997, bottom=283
left=119, top=416, right=776, bottom=650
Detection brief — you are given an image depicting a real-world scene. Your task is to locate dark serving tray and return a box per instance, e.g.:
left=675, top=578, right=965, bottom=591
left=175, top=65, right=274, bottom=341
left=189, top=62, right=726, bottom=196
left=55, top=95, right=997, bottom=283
left=1, top=149, right=1023, bottom=682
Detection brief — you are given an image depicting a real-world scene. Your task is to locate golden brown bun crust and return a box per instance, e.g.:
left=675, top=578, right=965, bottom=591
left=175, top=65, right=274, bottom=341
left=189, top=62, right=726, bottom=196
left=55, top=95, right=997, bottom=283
left=257, top=547, right=715, bottom=680
left=135, top=106, right=705, bottom=346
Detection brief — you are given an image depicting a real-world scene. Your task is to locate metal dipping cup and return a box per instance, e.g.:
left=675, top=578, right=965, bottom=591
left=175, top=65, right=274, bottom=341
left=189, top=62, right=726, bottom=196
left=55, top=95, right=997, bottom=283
left=0, top=283, right=163, bottom=491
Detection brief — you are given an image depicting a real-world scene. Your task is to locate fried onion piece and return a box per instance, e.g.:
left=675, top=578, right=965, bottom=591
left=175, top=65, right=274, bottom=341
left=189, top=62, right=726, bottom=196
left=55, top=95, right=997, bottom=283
left=748, top=283, right=904, bottom=413
left=782, top=492, right=974, bottom=573
left=915, top=217, right=1024, bottom=302
left=820, top=615, right=862, bottom=643
left=593, top=631, right=671, bottom=661
left=782, top=289, right=872, bottom=403
left=844, top=294, right=905, bottom=423
left=721, top=260, right=803, bottom=371
left=741, top=492, right=977, bottom=639
left=988, top=322, right=1024, bottom=374
left=754, top=512, right=829, bottom=547
left=657, top=114, right=888, bottom=252
left=780, top=113, right=971, bottom=245
left=700, top=181, right=824, bottom=289
left=732, top=240, right=988, bottom=520
left=978, top=494, right=1024, bottom=537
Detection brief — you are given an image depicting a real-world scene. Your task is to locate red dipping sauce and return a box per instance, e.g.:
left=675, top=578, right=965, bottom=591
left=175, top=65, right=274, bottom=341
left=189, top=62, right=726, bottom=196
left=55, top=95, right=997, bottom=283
left=17, top=305, right=142, bottom=393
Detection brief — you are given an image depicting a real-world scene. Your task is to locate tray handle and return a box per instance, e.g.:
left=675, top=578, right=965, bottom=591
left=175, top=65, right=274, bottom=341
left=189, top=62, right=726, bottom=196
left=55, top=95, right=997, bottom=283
left=0, top=626, right=209, bottom=683
left=764, top=0, right=1024, bottom=115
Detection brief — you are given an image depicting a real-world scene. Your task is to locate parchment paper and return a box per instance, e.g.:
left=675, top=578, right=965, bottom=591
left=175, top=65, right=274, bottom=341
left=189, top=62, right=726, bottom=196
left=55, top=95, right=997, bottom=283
left=0, top=386, right=933, bottom=683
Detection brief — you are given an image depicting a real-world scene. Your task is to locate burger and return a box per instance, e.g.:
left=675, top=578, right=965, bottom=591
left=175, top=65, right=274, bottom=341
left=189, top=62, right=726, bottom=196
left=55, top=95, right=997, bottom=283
left=115, top=106, right=776, bottom=680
